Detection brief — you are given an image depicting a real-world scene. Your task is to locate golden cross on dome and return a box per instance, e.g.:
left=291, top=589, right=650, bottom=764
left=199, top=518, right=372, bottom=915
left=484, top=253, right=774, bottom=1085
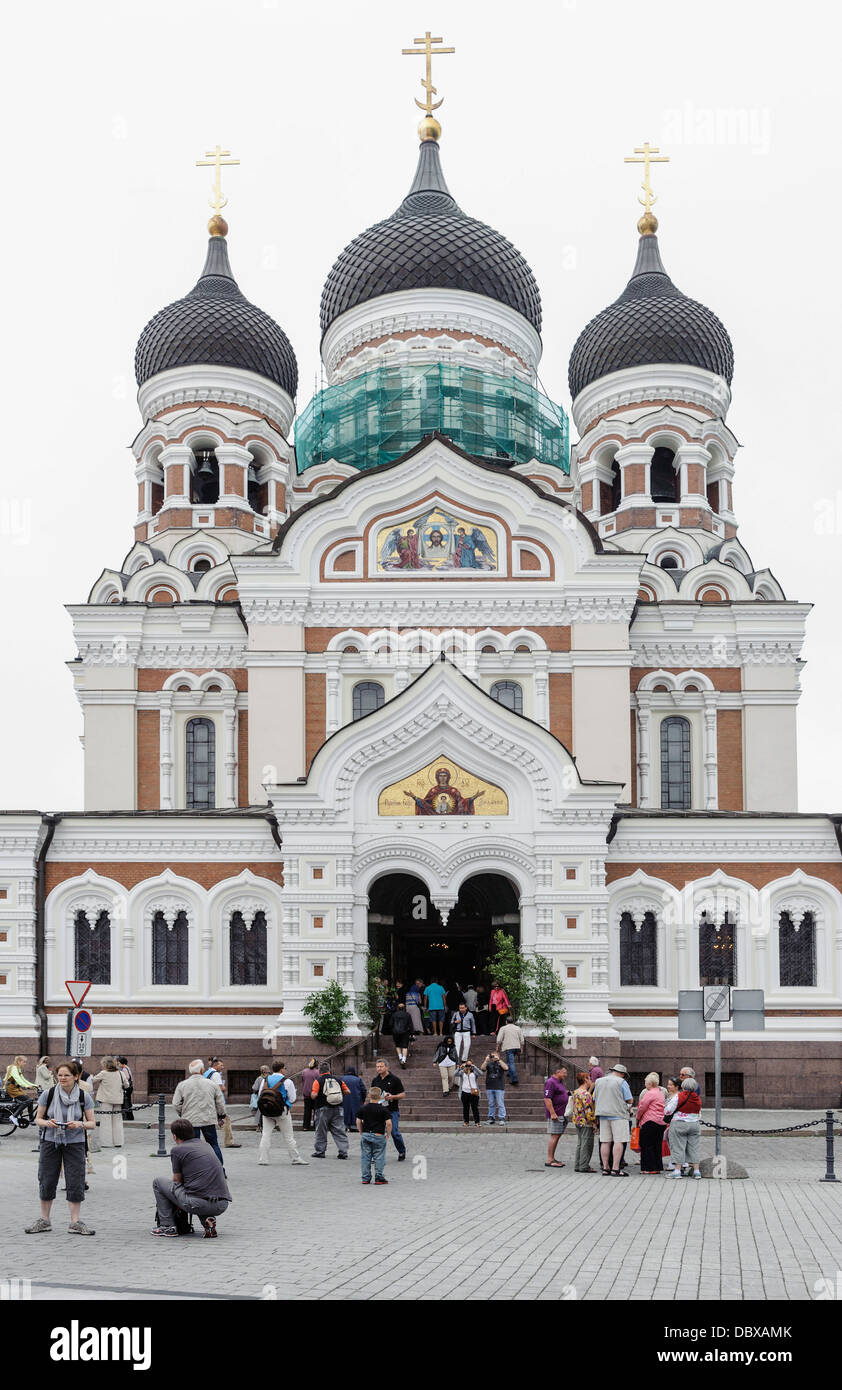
left=402, top=31, right=455, bottom=116
left=195, top=145, right=240, bottom=218
left=624, top=141, right=670, bottom=221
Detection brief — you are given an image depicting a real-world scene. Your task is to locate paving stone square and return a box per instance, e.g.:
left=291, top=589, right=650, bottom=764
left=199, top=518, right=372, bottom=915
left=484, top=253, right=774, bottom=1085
left=1, top=1109, right=840, bottom=1302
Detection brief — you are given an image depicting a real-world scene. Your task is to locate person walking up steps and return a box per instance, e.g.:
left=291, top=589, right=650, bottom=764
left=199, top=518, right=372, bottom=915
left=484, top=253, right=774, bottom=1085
left=495, top=1017, right=524, bottom=1086
left=357, top=1086, right=392, bottom=1185
left=256, top=1060, right=308, bottom=1167
left=390, top=1002, right=414, bottom=1068
left=311, top=1063, right=350, bottom=1159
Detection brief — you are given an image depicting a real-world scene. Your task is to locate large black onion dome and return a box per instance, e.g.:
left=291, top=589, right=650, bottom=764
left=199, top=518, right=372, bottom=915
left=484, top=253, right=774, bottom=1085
left=320, top=138, right=541, bottom=334
left=135, top=234, right=298, bottom=398
left=568, top=232, right=733, bottom=399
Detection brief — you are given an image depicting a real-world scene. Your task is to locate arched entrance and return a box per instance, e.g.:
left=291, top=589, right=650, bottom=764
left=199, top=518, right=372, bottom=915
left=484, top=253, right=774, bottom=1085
left=367, top=871, right=520, bottom=986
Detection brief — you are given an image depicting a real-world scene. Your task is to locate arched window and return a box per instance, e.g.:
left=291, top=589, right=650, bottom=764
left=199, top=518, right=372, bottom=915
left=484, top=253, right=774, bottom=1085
left=619, top=911, right=658, bottom=986
left=490, top=681, right=523, bottom=714
left=659, top=555, right=680, bottom=570
left=230, top=909, right=268, bottom=986
left=191, top=449, right=219, bottom=504
left=186, top=718, right=215, bottom=809
left=190, top=557, right=213, bottom=574
left=699, top=912, right=736, bottom=986
left=152, top=910, right=189, bottom=986
left=778, top=911, right=816, bottom=987
left=74, top=909, right=111, bottom=985
left=650, top=447, right=679, bottom=502
left=603, top=456, right=621, bottom=514
left=352, top=682, right=385, bottom=720
left=660, top=716, right=691, bottom=809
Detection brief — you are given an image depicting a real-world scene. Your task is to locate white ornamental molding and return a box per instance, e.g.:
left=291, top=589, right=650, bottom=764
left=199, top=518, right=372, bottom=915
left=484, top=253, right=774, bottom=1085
left=536, top=905, right=554, bottom=937
left=336, top=906, right=354, bottom=938
left=227, top=899, right=271, bottom=928
left=75, top=640, right=247, bottom=668
left=776, top=897, right=822, bottom=927
left=281, top=904, right=300, bottom=938
left=51, top=836, right=276, bottom=860
left=590, top=905, right=609, bottom=942
left=241, top=594, right=637, bottom=628
left=431, top=896, right=458, bottom=926
left=334, top=697, right=553, bottom=816
left=66, top=896, right=115, bottom=929
left=144, top=899, right=194, bottom=929
left=631, top=638, right=802, bottom=668
left=616, top=898, right=663, bottom=927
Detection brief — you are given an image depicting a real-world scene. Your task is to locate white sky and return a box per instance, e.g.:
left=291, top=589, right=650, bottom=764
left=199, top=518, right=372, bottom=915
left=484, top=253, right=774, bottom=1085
left=1, top=0, right=841, bottom=812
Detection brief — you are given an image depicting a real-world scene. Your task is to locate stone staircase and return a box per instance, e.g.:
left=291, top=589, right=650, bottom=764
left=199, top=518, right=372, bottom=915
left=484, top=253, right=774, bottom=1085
left=370, top=1031, right=551, bottom=1123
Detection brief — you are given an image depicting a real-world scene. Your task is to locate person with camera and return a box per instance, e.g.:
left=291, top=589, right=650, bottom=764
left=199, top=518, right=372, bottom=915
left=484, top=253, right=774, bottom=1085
left=152, top=1118, right=232, bottom=1238
left=480, top=1046, right=509, bottom=1125
left=25, top=1059, right=96, bottom=1236
left=455, top=1058, right=482, bottom=1127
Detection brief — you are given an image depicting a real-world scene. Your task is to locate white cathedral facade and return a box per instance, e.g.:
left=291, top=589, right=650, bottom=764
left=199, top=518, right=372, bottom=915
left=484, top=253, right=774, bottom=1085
left=1, top=110, right=839, bottom=1107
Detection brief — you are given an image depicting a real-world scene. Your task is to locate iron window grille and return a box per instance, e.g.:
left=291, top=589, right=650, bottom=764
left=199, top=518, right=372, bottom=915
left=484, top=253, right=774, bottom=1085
left=699, top=912, right=736, bottom=987
left=148, top=1070, right=187, bottom=1097
left=778, top=911, right=816, bottom=987
left=660, top=716, right=691, bottom=809
left=705, top=1071, right=744, bottom=1098
left=230, top=909, right=268, bottom=986
left=74, top=909, right=111, bottom=985
left=152, top=910, right=189, bottom=986
left=619, top=910, right=658, bottom=986
left=186, top=717, right=216, bottom=810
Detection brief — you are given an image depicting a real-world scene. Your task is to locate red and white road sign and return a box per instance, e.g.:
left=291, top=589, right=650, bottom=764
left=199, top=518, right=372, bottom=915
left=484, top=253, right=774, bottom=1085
left=65, top=980, right=91, bottom=1007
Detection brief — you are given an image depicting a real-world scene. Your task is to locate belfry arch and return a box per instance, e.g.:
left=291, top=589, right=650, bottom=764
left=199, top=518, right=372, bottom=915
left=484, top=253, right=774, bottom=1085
left=367, top=870, right=520, bottom=988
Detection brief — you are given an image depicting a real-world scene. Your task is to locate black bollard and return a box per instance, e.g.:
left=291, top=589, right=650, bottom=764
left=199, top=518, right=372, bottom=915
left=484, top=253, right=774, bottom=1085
left=151, top=1093, right=168, bottom=1158
left=820, top=1109, right=838, bottom=1182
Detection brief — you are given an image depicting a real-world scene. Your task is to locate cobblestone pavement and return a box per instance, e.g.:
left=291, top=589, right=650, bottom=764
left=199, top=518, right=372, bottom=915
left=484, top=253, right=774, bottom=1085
left=2, top=1111, right=840, bottom=1302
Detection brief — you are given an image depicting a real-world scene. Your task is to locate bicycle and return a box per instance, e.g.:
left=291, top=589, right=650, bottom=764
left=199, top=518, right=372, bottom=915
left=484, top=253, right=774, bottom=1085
left=0, top=1091, right=38, bottom=1138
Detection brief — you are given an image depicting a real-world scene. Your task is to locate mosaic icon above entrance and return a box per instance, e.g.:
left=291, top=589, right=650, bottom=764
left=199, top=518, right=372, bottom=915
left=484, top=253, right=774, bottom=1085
left=376, top=506, right=498, bottom=572
left=378, top=755, right=509, bottom=816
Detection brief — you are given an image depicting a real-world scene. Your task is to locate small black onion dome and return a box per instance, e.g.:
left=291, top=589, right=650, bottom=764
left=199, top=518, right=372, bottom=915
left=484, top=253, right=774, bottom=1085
left=568, top=232, right=733, bottom=399
left=135, top=233, right=298, bottom=398
left=320, top=138, right=541, bottom=334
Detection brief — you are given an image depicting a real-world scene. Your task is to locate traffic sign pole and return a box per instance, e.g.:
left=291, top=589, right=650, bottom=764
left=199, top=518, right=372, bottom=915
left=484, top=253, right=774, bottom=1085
left=65, top=1009, right=73, bottom=1055
left=714, top=1020, right=722, bottom=1157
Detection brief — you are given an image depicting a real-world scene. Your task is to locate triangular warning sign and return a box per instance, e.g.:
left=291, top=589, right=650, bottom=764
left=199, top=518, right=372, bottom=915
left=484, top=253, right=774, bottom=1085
left=65, top=980, right=92, bottom=1007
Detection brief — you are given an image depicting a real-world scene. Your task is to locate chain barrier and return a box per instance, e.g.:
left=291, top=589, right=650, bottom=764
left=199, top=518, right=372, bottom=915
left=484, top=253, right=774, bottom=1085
left=700, top=1116, right=833, bottom=1136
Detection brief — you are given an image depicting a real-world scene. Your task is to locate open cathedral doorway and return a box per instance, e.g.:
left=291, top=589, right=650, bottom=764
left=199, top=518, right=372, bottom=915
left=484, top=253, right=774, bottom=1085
left=367, top=872, right=520, bottom=989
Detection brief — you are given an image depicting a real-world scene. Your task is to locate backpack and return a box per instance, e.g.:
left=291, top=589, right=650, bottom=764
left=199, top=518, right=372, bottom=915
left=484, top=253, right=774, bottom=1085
left=322, top=1076, right=344, bottom=1107
left=257, top=1076, right=290, bottom=1118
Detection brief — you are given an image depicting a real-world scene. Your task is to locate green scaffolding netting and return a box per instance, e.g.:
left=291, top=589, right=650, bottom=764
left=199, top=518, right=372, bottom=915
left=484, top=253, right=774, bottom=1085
left=294, top=363, right=570, bottom=474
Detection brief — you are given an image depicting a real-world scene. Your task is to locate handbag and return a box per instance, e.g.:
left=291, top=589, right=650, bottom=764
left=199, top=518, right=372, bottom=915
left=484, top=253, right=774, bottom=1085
left=629, top=1125, right=641, bottom=1152
left=662, top=1133, right=671, bottom=1157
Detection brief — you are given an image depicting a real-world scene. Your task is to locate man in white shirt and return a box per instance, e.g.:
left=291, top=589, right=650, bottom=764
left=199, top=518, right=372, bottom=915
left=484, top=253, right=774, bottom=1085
left=495, top=1017, right=525, bottom=1085
left=204, top=1058, right=240, bottom=1149
left=256, top=1061, right=308, bottom=1166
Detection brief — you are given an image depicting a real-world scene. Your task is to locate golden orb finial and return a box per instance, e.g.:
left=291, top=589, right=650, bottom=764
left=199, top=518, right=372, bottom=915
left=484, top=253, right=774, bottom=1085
left=637, top=210, right=658, bottom=236
left=208, top=214, right=229, bottom=238
left=417, top=115, right=442, bottom=143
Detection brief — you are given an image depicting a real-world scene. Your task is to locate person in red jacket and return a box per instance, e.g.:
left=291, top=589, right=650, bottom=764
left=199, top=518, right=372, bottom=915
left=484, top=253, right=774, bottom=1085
left=488, top=981, right=511, bottom=1034
left=664, top=1078, right=702, bottom=1178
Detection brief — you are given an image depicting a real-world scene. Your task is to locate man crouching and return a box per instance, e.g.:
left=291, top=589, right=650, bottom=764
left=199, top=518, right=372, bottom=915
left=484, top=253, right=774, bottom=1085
left=152, top=1117, right=232, bottom=1238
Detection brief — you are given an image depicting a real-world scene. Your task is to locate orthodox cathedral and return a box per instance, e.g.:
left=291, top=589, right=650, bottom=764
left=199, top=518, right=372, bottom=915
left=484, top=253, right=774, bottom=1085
left=1, top=40, right=839, bottom=1106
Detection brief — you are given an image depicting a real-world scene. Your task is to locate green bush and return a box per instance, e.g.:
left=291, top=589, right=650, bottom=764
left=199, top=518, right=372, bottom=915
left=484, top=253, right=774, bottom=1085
left=363, top=952, right=386, bottom=1033
left=302, top=980, right=352, bottom=1047
left=523, top=953, right=567, bottom=1050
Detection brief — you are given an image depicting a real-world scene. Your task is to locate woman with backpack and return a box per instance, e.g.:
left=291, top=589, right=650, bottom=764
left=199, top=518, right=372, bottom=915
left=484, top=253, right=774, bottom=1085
left=433, top=1036, right=459, bottom=1094
left=390, top=1002, right=414, bottom=1068
left=25, top=1059, right=96, bottom=1236
left=256, top=1061, right=308, bottom=1166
